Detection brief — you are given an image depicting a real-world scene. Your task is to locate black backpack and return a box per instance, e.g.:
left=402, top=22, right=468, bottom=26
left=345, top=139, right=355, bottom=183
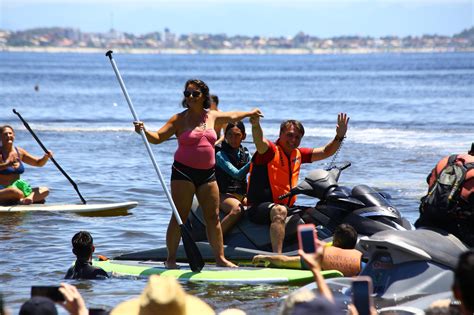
left=420, top=155, right=474, bottom=220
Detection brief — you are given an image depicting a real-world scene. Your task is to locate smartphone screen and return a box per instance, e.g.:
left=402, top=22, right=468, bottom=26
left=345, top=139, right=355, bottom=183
left=31, top=286, right=65, bottom=302
left=297, top=224, right=317, bottom=253
left=352, top=279, right=372, bottom=315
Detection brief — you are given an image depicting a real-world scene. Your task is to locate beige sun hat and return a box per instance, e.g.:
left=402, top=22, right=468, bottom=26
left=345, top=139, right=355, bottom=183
left=110, top=275, right=215, bottom=315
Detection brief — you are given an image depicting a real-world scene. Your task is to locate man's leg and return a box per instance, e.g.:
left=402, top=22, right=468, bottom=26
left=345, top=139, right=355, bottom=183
left=269, top=204, right=288, bottom=253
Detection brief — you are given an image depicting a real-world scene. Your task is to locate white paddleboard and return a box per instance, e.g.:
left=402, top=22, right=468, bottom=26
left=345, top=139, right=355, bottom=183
left=0, top=201, right=138, bottom=215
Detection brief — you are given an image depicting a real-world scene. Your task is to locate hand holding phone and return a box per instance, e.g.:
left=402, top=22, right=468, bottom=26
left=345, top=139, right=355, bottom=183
left=297, top=224, right=317, bottom=253
left=351, top=276, right=374, bottom=315
left=31, top=286, right=65, bottom=302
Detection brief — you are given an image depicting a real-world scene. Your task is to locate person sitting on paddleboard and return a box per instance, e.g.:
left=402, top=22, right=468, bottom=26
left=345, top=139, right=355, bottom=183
left=65, top=231, right=109, bottom=280
left=133, top=79, right=262, bottom=269
left=215, top=121, right=251, bottom=235
left=246, top=114, right=349, bottom=254
left=0, top=125, right=52, bottom=205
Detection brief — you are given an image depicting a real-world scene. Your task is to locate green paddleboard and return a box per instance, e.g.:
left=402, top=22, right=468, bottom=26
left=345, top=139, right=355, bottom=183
left=93, top=259, right=342, bottom=285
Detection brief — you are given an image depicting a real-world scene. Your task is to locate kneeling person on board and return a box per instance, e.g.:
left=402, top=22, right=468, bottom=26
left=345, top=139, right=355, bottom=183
left=215, top=121, right=252, bottom=235
left=65, top=231, right=109, bottom=280
left=0, top=125, right=52, bottom=205
left=252, top=224, right=363, bottom=277
left=246, top=114, right=349, bottom=253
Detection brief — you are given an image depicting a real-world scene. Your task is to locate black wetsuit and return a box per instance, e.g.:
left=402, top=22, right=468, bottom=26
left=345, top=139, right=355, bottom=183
left=65, top=259, right=109, bottom=280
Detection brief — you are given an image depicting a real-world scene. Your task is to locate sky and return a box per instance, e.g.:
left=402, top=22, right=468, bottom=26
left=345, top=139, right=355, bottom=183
left=0, top=0, right=473, bottom=38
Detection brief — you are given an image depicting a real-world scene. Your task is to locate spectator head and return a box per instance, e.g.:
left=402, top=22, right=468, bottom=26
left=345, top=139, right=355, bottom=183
left=332, top=224, right=358, bottom=249
left=452, top=250, right=474, bottom=315
left=290, top=297, right=343, bottom=315
left=111, top=275, right=214, bottom=315
left=71, top=231, right=95, bottom=260
left=181, top=79, right=211, bottom=109
left=278, top=288, right=316, bottom=315
left=19, top=297, right=57, bottom=315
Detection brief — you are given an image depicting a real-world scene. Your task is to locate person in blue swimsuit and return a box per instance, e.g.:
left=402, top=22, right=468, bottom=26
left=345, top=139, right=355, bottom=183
left=0, top=125, right=52, bottom=205
left=215, top=121, right=251, bottom=235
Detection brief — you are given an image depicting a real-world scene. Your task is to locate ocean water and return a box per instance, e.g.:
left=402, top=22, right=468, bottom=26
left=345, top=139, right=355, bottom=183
left=0, top=52, right=473, bottom=314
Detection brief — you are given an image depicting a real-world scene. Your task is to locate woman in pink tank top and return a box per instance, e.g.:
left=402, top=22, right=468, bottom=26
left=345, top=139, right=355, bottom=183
left=134, top=79, right=262, bottom=268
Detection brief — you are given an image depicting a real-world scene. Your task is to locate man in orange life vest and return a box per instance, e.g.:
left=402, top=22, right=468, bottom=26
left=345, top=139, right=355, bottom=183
left=247, top=113, right=349, bottom=253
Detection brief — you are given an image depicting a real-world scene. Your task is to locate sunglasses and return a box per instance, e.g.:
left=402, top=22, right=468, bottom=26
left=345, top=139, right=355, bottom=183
left=183, top=90, right=202, bottom=98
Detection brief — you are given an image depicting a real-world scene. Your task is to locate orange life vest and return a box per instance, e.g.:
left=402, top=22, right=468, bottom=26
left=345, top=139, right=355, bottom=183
left=247, top=144, right=302, bottom=206
left=322, top=246, right=362, bottom=277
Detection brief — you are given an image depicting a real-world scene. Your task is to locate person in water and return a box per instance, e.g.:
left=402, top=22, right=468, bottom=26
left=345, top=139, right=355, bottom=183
left=247, top=114, right=349, bottom=253
left=252, top=224, right=363, bottom=276
left=0, top=125, right=52, bottom=205
left=210, top=94, right=226, bottom=146
left=134, top=79, right=262, bottom=268
left=215, top=121, right=251, bottom=235
left=65, top=231, right=109, bottom=280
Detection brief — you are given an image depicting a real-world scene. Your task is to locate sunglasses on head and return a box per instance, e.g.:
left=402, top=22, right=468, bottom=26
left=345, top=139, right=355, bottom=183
left=183, top=90, right=202, bottom=98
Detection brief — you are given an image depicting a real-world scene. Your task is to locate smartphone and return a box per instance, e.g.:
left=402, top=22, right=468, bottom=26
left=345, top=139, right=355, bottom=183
left=297, top=224, right=317, bottom=253
left=351, top=276, right=373, bottom=315
left=31, top=286, right=65, bottom=302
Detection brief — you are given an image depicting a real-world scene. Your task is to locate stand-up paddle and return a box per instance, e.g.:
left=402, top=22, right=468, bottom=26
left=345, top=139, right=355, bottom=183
left=12, top=109, right=87, bottom=204
left=105, top=50, right=204, bottom=272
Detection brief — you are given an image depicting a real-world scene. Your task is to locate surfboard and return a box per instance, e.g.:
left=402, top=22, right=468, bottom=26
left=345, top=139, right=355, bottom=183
left=92, top=259, right=343, bottom=285
left=0, top=201, right=138, bottom=216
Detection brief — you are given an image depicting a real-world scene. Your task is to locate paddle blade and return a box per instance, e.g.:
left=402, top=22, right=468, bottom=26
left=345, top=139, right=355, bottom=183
left=180, top=224, right=204, bottom=272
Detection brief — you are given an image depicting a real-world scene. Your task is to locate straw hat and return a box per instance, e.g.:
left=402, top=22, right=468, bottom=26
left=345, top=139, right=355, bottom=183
left=111, top=275, right=215, bottom=315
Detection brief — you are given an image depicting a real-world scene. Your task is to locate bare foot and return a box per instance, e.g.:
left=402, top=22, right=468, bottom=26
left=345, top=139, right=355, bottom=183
left=216, top=258, right=238, bottom=268
left=19, top=198, right=33, bottom=205
left=164, top=260, right=179, bottom=269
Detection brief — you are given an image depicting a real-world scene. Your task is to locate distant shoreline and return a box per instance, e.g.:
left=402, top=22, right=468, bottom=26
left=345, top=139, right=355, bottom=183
left=2, top=46, right=474, bottom=55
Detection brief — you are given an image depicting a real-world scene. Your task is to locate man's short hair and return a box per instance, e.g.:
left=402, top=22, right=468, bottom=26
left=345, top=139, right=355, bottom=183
left=72, top=231, right=94, bottom=259
left=211, top=95, right=219, bottom=106
left=453, top=250, right=474, bottom=312
left=332, top=224, right=358, bottom=249
left=280, top=120, right=305, bottom=137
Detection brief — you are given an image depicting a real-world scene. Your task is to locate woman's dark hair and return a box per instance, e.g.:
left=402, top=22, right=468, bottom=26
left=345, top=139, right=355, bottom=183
left=225, top=121, right=246, bottom=136
left=181, top=79, right=211, bottom=109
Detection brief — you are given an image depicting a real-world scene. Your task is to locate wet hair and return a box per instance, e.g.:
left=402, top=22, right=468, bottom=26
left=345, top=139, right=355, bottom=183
left=0, top=125, right=14, bottom=134
left=211, top=95, right=219, bottom=106
left=279, top=120, right=305, bottom=137
left=181, top=79, right=211, bottom=109
left=453, top=250, right=474, bottom=312
left=225, top=121, right=246, bottom=136
left=71, top=231, right=94, bottom=260
left=332, top=224, right=358, bottom=249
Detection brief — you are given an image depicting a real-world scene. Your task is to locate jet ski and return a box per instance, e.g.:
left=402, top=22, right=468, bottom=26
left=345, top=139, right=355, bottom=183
left=115, top=162, right=413, bottom=262
left=297, top=228, right=468, bottom=309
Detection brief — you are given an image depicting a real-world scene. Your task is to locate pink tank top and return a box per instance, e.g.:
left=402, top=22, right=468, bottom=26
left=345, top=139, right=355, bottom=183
left=174, top=128, right=217, bottom=169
